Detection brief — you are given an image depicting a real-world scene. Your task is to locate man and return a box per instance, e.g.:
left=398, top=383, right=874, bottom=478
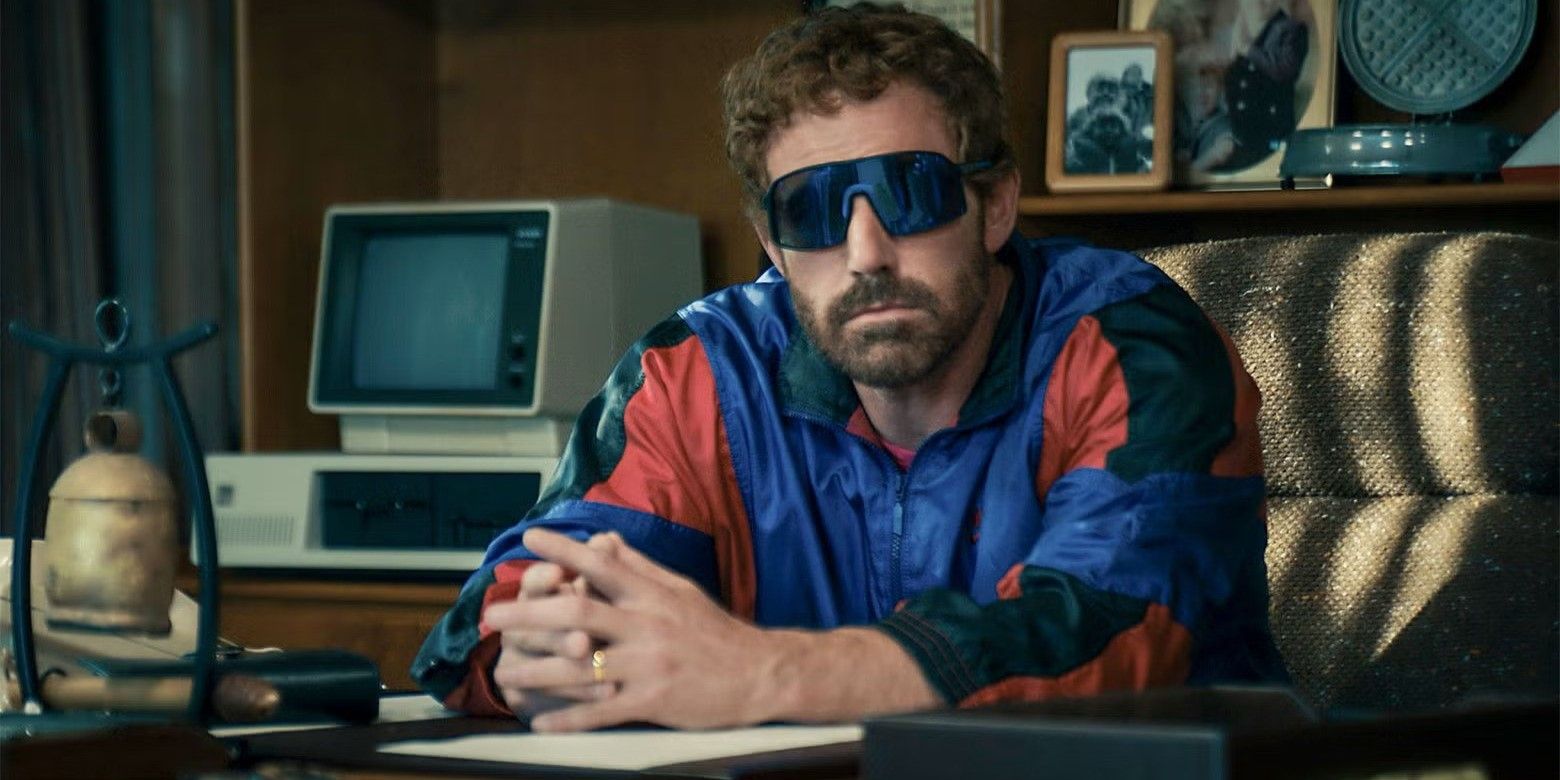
left=1065, top=72, right=1120, bottom=138
left=1065, top=105, right=1146, bottom=174
left=412, top=4, right=1287, bottom=733
left=1118, top=63, right=1155, bottom=138
left=1225, top=0, right=1308, bottom=169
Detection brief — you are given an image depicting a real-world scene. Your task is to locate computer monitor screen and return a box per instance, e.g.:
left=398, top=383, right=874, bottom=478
left=352, top=232, right=508, bottom=391
left=310, top=207, right=548, bottom=411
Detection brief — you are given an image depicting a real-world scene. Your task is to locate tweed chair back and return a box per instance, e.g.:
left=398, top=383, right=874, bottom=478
left=1142, top=232, right=1558, bottom=712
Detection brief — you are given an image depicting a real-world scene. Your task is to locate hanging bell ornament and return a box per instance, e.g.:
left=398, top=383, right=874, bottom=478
left=41, top=409, right=178, bottom=635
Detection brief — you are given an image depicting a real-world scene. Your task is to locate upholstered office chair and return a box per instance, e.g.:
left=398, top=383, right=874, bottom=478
left=1143, top=232, right=1559, bottom=713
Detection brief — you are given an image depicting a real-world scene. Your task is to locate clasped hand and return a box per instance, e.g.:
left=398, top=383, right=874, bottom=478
left=486, top=528, right=781, bottom=732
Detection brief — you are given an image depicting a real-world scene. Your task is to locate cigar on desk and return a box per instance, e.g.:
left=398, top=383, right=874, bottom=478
left=4, top=672, right=281, bottom=723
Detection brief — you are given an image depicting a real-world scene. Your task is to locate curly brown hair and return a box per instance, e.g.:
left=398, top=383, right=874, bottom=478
left=720, top=3, right=1013, bottom=216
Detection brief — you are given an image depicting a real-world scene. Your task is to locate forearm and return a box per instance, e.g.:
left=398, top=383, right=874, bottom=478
left=875, top=570, right=1194, bottom=707
left=745, top=572, right=1187, bottom=725
left=755, top=626, right=942, bottom=723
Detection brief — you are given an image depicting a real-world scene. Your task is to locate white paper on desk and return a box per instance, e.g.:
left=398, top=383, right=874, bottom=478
left=380, top=723, right=863, bottom=770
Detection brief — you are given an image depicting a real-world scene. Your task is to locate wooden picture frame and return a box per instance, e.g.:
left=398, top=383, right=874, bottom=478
left=1121, top=0, right=1337, bottom=190
left=1046, top=30, right=1173, bottom=194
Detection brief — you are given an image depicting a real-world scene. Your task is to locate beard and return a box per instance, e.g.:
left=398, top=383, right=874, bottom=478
left=791, top=235, right=993, bottom=389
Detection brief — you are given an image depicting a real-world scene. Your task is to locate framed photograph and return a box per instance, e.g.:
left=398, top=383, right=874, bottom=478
left=1121, top=0, right=1336, bottom=190
left=1046, top=30, right=1173, bottom=194
left=822, top=0, right=1002, bottom=68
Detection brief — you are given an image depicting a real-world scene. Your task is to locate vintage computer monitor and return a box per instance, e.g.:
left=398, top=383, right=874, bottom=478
left=205, top=199, right=702, bottom=571
left=311, top=199, right=703, bottom=455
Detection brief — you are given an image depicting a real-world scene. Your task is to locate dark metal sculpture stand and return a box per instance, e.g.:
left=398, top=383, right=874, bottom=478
left=4, top=307, right=221, bottom=726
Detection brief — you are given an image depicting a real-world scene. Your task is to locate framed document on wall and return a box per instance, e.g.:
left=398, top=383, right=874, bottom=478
left=820, top=0, right=1002, bottom=68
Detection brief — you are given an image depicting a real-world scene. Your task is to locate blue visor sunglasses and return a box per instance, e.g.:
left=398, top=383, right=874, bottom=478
left=762, top=150, right=994, bottom=251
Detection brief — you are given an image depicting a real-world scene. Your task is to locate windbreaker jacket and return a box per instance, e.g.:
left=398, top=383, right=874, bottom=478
left=411, top=235, right=1289, bottom=713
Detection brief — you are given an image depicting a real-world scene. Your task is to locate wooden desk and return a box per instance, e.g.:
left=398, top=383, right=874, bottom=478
left=179, top=573, right=459, bottom=691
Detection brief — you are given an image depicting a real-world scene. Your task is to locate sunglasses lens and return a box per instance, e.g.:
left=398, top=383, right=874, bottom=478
left=893, top=153, right=965, bottom=233
left=769, top=162, right=850, bottom=250
left=765, top=152, right=972, bottom=251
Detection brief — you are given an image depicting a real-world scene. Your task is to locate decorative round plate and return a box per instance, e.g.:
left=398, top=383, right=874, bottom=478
left=1339, top=0, right=1536, bottom=115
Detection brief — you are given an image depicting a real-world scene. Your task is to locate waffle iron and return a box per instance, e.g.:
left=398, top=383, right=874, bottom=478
left=1279, top=0, right=1535, bottom=185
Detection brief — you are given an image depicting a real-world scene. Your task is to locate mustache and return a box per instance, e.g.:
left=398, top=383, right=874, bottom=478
left=827, top=275, right=938, bottom=329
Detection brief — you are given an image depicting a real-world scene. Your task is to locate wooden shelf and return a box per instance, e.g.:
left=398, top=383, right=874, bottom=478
left=1019, top=182, right=1560, bottom=216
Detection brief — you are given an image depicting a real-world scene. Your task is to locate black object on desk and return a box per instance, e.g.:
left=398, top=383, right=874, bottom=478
left=88, top=648, right=383, bottom=724
left=863, top=686, right=1557, bottom=780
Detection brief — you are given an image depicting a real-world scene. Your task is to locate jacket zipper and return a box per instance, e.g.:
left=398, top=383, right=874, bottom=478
left=788, top=408, right=925, bottom=612
left=890, top=471, right=909, bottom=605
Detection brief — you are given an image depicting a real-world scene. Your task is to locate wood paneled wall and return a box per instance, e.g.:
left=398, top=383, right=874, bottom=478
left=431, top=2, right=795, bottom=290
left=238, top=0, right=438, bottom=451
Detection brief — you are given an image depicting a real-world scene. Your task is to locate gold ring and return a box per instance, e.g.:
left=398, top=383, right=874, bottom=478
left=591, top=649, right=607, bottom=684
